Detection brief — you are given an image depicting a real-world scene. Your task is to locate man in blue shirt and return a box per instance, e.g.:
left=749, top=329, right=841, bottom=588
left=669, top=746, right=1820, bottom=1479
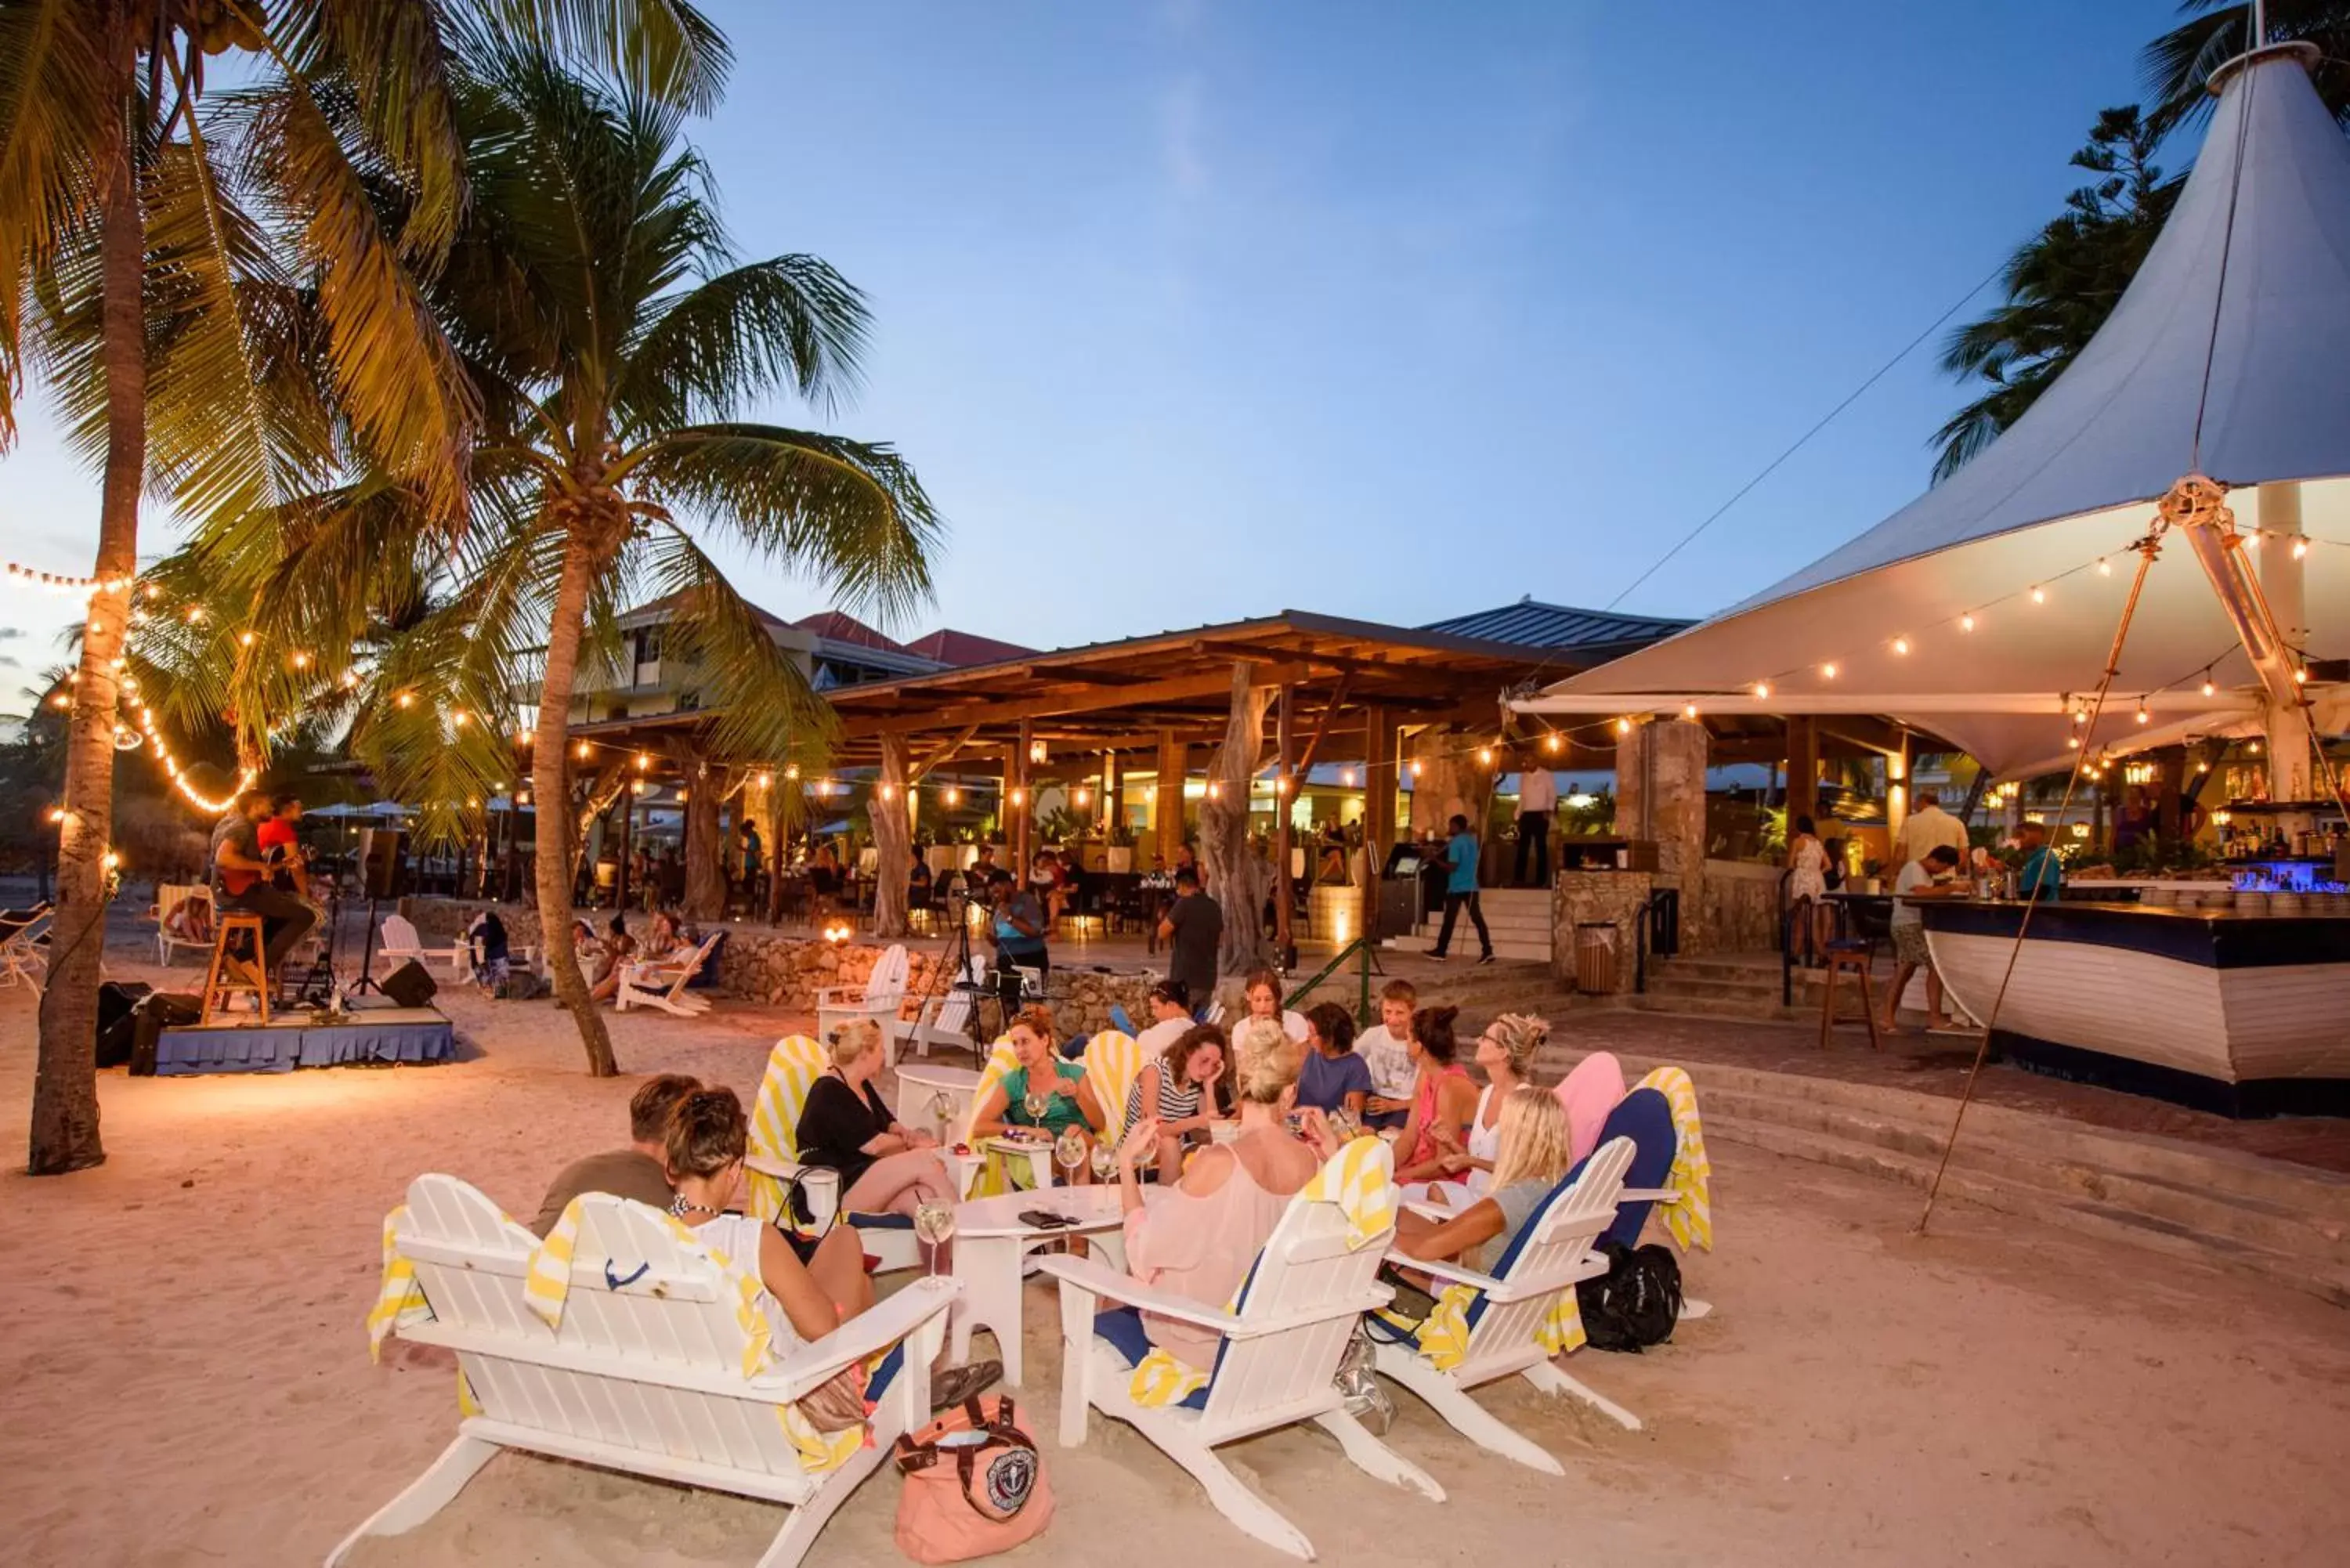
left=1428, top=813, right=1493, bottom=963
left=2016, top=819, right=2064, bottom=901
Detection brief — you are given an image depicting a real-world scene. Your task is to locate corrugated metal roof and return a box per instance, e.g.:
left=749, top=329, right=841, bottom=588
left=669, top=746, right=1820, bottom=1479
left=1420, top=600, right=1694, bottom=651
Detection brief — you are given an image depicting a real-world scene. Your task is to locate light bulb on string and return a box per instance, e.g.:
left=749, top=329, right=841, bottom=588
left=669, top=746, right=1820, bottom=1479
left=784, top=763, right=800, bottom=780
left=396, top=692, right=414, bottom=709
left=2096, top=558, right=2112, bottom=576
left=2202, top=673, right=2216, bottom=698
left=635, top=752, right=649, bottom=770
left=2135, top=703, right=2150, bottom=725
left=2290, top=537, right=2308, bottom=559
left=1820, top=663, right=1837, bottom=680
left=1960, top=614, right=1975, bottom=632
left=2030, top=587, right=2045, bottom=605
left=1752, top=682, right=1770, bottom=699
left=574, top=740, right=591, bottom=760
left=880, top=782, right=898, bottom=802
left=756, top=771, right=772, bottom=789
left=1892, top=638, right=1910, bottom=656
left=1682, top=703, right=1699, bottom=719
left=1340, top=768, right=1357, bottom=786
left=238, top=630, right=255, bottom=646
left=944, top=786, right=960, bottom=807
left=185, top=607, right=204, bottom=624
left=1409, top=759, right=1425, bottom=778
left=1615, top=717, right=1632, bottom=735
left=1542, top=733, right=1561, bottom=754
left=290, top=651, right=309, bottom=669
left=1476, top=746, right=1494, bottom=767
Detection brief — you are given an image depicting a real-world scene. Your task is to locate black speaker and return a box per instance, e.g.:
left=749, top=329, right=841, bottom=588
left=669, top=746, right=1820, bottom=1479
left=360, top=827, right=409, bottom=899
left=381, top=959, right=438, bottom=1009
left=96, top=980, right=152, bottom=1068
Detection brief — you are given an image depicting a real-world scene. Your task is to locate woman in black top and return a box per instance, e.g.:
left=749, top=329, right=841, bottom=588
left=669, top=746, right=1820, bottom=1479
left=795, top=1018, right=957, bottom=1250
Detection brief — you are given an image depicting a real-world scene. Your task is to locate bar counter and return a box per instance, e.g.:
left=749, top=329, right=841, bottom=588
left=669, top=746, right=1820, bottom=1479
left=1922, top=900, right=2350, bottom=1117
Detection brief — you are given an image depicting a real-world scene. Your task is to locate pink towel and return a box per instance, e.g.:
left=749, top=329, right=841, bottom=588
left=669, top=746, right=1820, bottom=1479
left=1556, top=1052, right=1626, bottom=1164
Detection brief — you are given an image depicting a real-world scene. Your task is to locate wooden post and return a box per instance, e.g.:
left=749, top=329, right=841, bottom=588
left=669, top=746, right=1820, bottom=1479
left=1102, top=748, right=1119, bottom=855
left=2155, top=745, right=2186, bottom=844
left=1786, top=717, right=1820, bottom=829
left=1274, top=685, right=1295, bottom=959
left=1886, top=732, right=1912, bottom=847
left=1155, top=730, right=1186, bottom=868
left=1013, top=722, right=1033, bottom=879
left=1360, top=706, right=1389, bottom=950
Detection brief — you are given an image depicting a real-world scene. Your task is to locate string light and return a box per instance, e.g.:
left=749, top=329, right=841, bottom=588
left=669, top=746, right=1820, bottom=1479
left=756, top=771, right=772, bottom=789
left=1820, top=663, right=1837, bottom=680
left=290, top=651, right=309, bottom=668
left=2096, top=558, right=2111, bottom=576
left=1408, top=759, right=1425, bottom=778
left=944, top=786, right=960, bottom=807
left=1752, top=682, right=1770, bottom=699
left=2292, top=537, right=2308, bottom=559
left=45, top=806, right=66, bottom=824
left=451, top=709, right=469, bottom=727
left=630, top=780, right=646, bottom=796
left=2067, top=736, right=2081, bottom=750
left=396, top=692, right=414, bottom=709
left=1204, top=781, right=1220, bottom=800
left=880, top=782, right=898, bottom=802
left=1681, top=702, right=1699, bottom=719
left=1892, top=638, right=1910, bottom=656
left=1476, top=746, right=1494, bottom=767
left=5, top=562, right=138, bottom=596
left=1615, top=718, right=1632, bottom=735
left=1011, top=786, right=1028, bottom=806
left=1271, top=776, right=1289, bottom=796
left=1340, top=768, right=1357, bottom=786
left=237, top=630, right=255, bottom=647
left=2294, top=667, right=2309, bottom=685
left=2135, top=703, right=2150, bottom=724
left=2202, top=672, right=2216, bottom=697
left=635, top=752, right=650, bottom=770
left=1959, top=614, right=1975, bottom=632
left=1542, top=733, right=1561, bottom=754
left=1073, top=786, right=1090, bottom=806
left=185, top=607, right=204, bottom=624
left=784, top=763, right=800, bottom=781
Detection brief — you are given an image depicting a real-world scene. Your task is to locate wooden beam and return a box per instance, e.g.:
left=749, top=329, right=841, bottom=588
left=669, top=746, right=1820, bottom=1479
left=1188, top=638, right=1411, bottom=678
left=909, top=724, right=980, bottom=784
left=1292, top=675, right=1354, bottom=779
left=837, top=665, right=1313, bottom=739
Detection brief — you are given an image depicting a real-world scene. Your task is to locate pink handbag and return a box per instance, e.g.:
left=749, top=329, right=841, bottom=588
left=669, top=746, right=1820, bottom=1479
left=891, top=1394, right=1054, bottom=1563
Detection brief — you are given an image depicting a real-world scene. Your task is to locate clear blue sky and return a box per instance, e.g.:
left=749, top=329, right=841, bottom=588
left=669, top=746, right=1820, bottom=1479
left=0, top=0, right=2175, bottom=697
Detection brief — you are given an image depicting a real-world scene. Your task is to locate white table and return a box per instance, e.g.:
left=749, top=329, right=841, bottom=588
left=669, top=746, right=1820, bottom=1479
left=949, top=1183, right=1142, bottom=1389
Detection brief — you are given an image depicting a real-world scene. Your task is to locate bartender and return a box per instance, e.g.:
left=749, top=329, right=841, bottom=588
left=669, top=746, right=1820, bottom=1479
left=2016, top=820, right=2064, bottom=901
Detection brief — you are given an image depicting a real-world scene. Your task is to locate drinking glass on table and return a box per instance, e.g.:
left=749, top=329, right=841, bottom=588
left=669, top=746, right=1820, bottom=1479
left=1022, top=1088, right=1050, bottom=1127
left=913, top=1198, right=956, bottom=1277
left=1054, top=1127, right=1087, bottom=1186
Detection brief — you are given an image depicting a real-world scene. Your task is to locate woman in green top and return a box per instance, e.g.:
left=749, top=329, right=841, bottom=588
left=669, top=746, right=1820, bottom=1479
left=970, top=1006, right=1106, bottom=1179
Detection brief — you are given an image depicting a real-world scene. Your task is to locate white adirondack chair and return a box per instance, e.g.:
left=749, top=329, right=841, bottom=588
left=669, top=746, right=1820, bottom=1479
left=896, top=955, right=987, bottom=1063
left=0, top=903, right=50, bottom=992
left=152, top=883, right=213, bottom=965
left=942, top=1039, right=1053, bottom=1199
left=331, top=1175, right=953, bottom=1568
left=1038, top=1140, right=1444, bottom=1560
left=616, top=933, right=721, bottom=1016
left=743, top=1035, right=921, bottom=1274
left=379, top=913, right=468, bottom=976
left=1371, top=1136, right=1638, bottom=1474
left=814, top=942, right=909, bottom=1046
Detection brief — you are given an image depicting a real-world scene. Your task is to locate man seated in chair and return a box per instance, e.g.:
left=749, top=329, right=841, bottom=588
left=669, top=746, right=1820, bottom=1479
left=209, top=788, right=316, bottom=974
left=531, top=1073, right=703, bottom=1236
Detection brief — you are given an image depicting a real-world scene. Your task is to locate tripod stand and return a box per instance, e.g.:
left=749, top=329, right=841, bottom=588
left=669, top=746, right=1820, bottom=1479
left=902, top=888, right=990, bottom=1056
left=350, top=893, right=388, bottom=997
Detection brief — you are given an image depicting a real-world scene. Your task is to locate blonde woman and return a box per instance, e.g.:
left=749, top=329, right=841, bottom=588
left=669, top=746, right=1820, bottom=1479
left=1110, top=1035, right=1341, bottom=1371
left=1410, top=1013, right=1549, bottom=1205
left=1392, top=1087, right=1576, bottom=1271
left=1229, top=1015, right=1295, bottom=1100
left=794, top=1017, right=957, bottom=1242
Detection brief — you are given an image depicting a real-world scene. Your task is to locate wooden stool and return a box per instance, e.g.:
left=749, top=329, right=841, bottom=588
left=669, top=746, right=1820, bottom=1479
left=1817, top=939, right=1878, bottom=1050
left=200, top=912, right=272, bottom=1025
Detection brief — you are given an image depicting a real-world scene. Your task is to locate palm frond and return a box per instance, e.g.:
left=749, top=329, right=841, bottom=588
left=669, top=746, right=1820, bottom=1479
left=0, top=0, right=114, bottom=446
left=278, top=0, right=469, bottom=262
left=2142, top=3, right=2350, bottom=135
left=475, top=0, right=732, bottom=114
left=631, top=422, right=940, bottom=627
left=616, top=254, right=869, bottom=429
left=627, top=520, right=833, bottom=763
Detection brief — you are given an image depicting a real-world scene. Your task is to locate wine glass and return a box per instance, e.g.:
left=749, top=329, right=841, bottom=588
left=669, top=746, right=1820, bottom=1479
left=1090, top=1143, right=1116, bottom=1182
left=913, top=1198, right=956, bottom=1277
left=924, top=1089, right=957, bottom=1147
left=1054, top=1127, right=1087, bottom=1187
left=1021, top=1089, right=1050, bottom=1133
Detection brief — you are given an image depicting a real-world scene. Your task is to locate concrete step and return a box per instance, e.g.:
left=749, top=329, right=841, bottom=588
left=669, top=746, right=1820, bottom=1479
left=1414, top=913, right=1553, bottom=938
left=1622, top=993, right=1808, bottom=1023
left=1641, top=974, right=1786, bottom=1002
left=1535, top=1046, right=2350, bottom=1305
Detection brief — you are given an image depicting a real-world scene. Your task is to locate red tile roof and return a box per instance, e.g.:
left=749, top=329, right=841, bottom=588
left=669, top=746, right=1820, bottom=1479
left=788, top=610, right=904, bottom=652
left=902, top=628, right=1038, bottom=667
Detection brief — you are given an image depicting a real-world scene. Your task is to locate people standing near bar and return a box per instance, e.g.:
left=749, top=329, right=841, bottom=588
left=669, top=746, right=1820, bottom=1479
left=1893, top=787, right=1970, bottom=869
left=2016, top=820, right=2064, bottom=901
left=1426, top=813, right=1492, bottom=964
left=1882, top=844, right=1965, bottom=1035
left=1514, top=757, right=1556, bottom=887
left=1787, top=814, right=1832, bottom=959
left=208, top=789, right=316, bottom=974
left=1158, top=865, right=1221, bottom=1014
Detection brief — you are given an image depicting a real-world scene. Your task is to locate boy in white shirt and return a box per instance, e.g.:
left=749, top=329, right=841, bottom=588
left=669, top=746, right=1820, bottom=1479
left=1351, top=979, right=1419, bottom=1129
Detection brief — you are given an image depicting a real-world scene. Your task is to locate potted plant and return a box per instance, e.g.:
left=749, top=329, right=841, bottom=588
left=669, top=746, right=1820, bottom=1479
left=1103, top=817, right=1135, bottom=874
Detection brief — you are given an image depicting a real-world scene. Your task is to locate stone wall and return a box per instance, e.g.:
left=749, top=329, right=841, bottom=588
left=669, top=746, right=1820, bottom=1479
left=1701, top=858, right=1783, bottom=954
left=405, top=898, right=1153, bottom=1035
left=1549, top=869, right=1655, bottom=995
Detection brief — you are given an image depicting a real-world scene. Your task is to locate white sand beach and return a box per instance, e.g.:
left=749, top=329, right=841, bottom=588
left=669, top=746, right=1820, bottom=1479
left=4, top=963, right=2348, bottom=1568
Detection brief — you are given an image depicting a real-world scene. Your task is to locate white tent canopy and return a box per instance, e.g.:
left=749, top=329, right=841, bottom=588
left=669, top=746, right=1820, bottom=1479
left=1520, top=47, right=2350, bottom=779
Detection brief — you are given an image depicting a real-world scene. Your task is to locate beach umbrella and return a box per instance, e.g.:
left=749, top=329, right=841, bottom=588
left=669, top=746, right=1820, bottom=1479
left=1519, top=45, right=2350, bottom=783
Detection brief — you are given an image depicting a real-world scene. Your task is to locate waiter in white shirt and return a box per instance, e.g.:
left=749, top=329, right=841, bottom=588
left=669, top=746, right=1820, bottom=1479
left=1515, top=757, right=1559, bottom=887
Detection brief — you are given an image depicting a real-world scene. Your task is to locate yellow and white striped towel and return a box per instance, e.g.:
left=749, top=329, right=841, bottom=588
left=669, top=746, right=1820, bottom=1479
left=367, top=1203, right=489, bottom=1415
left=1413, top=1279, right=1586, bottom=1371
left=526, top=1197, right=867, bottom=1472
left=746, top=1034, right=828, bottom=1222
left=1634, top=1064, right=1714, bottom=1252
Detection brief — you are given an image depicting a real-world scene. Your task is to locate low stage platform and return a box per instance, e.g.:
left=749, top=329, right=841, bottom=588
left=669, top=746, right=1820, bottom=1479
left=154, top=1004, right=455, bottom=1076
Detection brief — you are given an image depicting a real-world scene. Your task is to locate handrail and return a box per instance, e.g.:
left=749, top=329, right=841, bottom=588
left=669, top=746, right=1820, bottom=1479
left=1281, top=934, right=1385, bottom=1021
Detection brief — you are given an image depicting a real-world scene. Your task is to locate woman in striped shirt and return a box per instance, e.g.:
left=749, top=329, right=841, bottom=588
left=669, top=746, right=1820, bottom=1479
left=1119, top=1024, right=1228, bottom=1183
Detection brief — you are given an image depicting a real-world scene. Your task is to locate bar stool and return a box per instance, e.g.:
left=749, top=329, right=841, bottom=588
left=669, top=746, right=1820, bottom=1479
left=200, top=911, right=272, bottom=1025
left=1817, top=938, right=1878, bottom=1050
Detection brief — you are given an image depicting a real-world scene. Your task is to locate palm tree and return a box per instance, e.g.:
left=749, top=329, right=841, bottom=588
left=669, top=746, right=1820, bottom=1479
left=352, top=50, right=940, bottom=1076
left=2144, top=2, right=2350, bottom=135
left=0, top=1, right=728, bottom=1175
left=1931, top=107, right=2179, bottom=481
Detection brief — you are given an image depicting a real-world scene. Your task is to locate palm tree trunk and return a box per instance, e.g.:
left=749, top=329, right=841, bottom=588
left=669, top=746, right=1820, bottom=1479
left=870, top=734, right=911, bottom=938
left=30, top=67, right=143, bottom=1176
left=1198, top=662, right=1272, bottom=982
left=533, top=530, right=617, bottom=1076
left=680, top=741, right=725, bottom=920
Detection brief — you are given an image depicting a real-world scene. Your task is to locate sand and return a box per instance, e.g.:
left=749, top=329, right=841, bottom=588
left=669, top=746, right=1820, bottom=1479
left=3, top=948, right=2348, bottom=1568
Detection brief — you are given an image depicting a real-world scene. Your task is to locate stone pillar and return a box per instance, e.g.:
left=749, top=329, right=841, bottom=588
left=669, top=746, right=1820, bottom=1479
left=1615, top=718, right=1709, bottom=949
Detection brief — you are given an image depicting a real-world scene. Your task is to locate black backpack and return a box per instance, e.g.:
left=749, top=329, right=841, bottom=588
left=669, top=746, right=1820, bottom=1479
left=1576, top=1237, right=1683, bottom=1353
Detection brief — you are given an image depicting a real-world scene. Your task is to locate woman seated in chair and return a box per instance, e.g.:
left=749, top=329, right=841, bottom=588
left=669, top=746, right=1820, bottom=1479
left=970, top=1006, right=1105, bottom=1177
left=1406, top=1012, right=1547, bottom=1205
left=587, top=912, right=638, bottom=1005
left=795, top=1018, right=959, bottom=1245
left=665, top=1085, right=999, bottom=1415
left=1105, top=1043, right=1341, bottom=1372
left=1390, top=1087, right=1575, bottom=1275
left=164, top=894, right=214, bottom=947
left=1390, top=1005, right=1479, bottom=1187
left=1241, top=966, right=1310, bottom=1042
left=1115, top=1024, right=1229, bottom=1184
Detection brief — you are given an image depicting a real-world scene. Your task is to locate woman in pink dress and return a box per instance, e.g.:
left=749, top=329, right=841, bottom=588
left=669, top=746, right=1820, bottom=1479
left=1109, top=1041, right=1340, bottom=1370
left=1391, top=1005, right=1477, bottom=1187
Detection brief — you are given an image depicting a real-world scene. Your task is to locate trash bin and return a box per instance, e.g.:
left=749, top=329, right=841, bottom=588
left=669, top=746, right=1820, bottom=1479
left=1574, top=922, right=1618, bottom=995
